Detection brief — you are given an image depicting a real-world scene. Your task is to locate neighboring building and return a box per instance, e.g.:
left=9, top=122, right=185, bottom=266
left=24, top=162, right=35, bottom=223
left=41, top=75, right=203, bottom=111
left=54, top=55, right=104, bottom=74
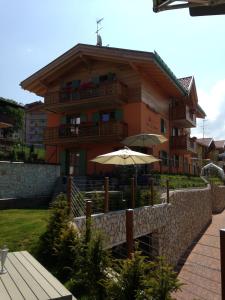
left=25, top=101, right=47, bottom=147
left=21, top=44, right=205, bottom=176
left=196, top=138, right=216, bottom=161
left=0, top=97, right=24, bottom=154
left=215, top=140, right=225, bottom=155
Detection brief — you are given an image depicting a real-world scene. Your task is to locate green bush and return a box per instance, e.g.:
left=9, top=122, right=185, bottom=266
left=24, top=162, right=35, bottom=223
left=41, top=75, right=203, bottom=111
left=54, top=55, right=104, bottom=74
left=36, top=194, right=70, bottom=270
left=103, top=251, right=182, bottom=300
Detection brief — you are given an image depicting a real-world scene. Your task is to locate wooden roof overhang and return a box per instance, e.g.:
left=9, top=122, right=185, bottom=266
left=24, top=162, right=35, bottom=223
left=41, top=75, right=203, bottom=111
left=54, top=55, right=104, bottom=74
left=20, top=44, right=187, bottom=99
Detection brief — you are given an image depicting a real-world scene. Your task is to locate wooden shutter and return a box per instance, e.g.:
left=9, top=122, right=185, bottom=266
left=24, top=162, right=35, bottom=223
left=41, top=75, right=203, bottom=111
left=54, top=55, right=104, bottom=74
left=92, top=112, right=100, bottom=122
left=115, top=109, right=123, bottom=121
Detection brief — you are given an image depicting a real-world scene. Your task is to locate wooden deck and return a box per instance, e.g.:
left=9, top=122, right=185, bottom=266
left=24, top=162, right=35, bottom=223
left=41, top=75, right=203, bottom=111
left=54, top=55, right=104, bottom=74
left=0, top=251, right=74, bottom=300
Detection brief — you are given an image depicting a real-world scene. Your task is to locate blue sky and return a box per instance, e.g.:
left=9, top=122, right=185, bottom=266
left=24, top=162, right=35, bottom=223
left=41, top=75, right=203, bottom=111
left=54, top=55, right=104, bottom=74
left=1, top=0, right=225, bottom=139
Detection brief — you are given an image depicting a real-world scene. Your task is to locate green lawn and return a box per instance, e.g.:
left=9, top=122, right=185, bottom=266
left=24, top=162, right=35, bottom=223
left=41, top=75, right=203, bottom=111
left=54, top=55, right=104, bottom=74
left=0, top=209, right=49, bottom=254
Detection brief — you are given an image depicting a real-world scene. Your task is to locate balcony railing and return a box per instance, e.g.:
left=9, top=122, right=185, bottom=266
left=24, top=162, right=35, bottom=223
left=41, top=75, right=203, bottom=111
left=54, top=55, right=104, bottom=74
left=170, top=135, right=197, bottom=153
left=45, top=81, right=127, bottom=106
left=171, top=104, right=196, bottom=128
left=44, top=121, right=128, bottom=144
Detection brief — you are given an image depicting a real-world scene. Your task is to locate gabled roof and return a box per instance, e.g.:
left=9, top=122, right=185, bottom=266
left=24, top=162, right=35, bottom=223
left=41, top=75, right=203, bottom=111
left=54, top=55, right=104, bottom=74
left=25, top=101, right=44, bottom=112
left=215, top=140, right=225, bottom=150
left=178, top=76, right=193, bottom=92
left=20, top=43, right=187, bottom=97
left=196, top=138, right=214, bottom=148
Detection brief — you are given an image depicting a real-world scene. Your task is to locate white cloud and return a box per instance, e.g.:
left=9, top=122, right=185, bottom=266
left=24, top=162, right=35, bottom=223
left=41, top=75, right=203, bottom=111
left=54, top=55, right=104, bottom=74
left=192, top=79, right=225, bottom=140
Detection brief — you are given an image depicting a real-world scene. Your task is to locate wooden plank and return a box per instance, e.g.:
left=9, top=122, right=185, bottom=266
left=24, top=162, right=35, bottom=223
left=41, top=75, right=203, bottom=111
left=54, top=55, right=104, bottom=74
left=14, top=252, right=61, bottom=299
left=21, top=251, right=72, bottom=299
left=8, top=252, right=49, bottom=299
left=5, top=255, right=38, bottom=300
left=0, top=278, right=11, bottom=300
left=0, top=264, right=24, bottom=300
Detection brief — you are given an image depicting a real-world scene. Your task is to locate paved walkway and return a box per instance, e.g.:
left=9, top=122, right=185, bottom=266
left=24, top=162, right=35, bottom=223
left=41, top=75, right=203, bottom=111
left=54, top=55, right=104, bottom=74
left=175, top=211, right=225, bottom=300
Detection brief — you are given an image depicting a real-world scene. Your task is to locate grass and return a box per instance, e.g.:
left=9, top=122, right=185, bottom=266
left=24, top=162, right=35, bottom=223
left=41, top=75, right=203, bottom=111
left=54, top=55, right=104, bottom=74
left=159, top=174, right=207, bottom=189
left=0, top=209, right=49, bottom=254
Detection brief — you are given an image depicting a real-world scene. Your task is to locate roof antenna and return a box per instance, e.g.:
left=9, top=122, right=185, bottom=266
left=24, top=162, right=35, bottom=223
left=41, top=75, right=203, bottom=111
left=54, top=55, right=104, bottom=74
left=96, top=18, right=103, bottom=46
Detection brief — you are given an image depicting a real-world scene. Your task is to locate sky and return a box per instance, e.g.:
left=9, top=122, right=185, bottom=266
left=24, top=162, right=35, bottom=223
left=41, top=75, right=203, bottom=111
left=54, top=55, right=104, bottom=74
left=0, top=0, right=225, bottom=139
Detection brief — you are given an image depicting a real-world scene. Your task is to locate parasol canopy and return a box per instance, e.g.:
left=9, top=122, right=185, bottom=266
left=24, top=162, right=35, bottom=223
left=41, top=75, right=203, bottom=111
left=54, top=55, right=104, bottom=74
left=90, top=146, right=160, bottom=166
left=122, top=133, right=167, bottom=148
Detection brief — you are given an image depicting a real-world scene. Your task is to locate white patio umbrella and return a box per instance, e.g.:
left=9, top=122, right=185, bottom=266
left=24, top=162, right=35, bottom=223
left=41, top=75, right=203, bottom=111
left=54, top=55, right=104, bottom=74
left=90, top=146, right=160, bottom=166
left=122, top=133, right=167, bottom=148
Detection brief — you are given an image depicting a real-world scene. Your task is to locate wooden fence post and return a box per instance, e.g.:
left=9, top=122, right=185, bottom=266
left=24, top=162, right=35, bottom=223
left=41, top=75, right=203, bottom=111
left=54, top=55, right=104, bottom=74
left=85, top=199, right=92, bottom=243
left=104, top=177, right=109, bottom=213
left=126, top=209, right=134, bottom=259
left=131, top=177, right=135, bottom=209
left=166, top=179, right=169, bottom=203
left=67, top=175, right=72, bottom=213
left=220, top=229, right=225, bottom=300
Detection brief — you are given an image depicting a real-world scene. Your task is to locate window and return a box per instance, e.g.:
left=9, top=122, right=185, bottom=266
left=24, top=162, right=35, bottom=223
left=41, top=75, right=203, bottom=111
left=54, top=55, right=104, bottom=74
left=173, top=155, right=179, bottom=168
left=100, top=111, right=115, bottom=122
left=159, top=151, right=168, bottom=166
left=160, top=119, right=166, bottom=134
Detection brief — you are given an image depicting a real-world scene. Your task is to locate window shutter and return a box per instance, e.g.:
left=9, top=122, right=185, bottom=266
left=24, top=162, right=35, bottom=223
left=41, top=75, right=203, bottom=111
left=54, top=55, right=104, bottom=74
left=115, top=109, right=123, bottom=121
left=71, top=80, right=80, bottom=88
left=92, top=112, right=100, bottom=122
left=79, top=150, right=86, bottom=176
left=60, top=150, right=66, bottom=175
left=80, top=114, right=87, bottom=122
left=61, top=116, right=67, bottom=125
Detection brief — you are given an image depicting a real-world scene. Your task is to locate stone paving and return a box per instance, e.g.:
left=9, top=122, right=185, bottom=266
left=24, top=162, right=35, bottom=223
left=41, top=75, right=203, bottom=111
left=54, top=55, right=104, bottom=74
left=175, top=211, right=225, bottom=300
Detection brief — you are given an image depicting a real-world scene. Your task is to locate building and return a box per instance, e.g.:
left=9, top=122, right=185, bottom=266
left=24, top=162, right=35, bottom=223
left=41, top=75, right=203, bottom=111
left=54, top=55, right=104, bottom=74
left=25, top=101, right=47, bottom=147
left=20, top=44, right=205, bottom=176
left=0, top=97, right=24, bottom=154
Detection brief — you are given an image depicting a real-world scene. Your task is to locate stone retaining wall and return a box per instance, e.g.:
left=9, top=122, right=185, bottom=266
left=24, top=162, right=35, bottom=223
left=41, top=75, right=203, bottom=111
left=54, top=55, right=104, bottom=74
left=74, top=185, right=225, bottom=267
left=211, top=185, right=225, bottom=213
left=0, top=162, right=60, bottom=200
left=158, top=187, right=212, bottom=265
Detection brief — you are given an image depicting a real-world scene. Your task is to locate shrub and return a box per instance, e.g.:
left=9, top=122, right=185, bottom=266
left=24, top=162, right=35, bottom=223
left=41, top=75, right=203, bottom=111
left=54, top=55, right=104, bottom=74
left=103, top=251, right=182, bottom=300
left=36, top=193, right=70, bottom=270
left=67, top=231, right=111, bottom=300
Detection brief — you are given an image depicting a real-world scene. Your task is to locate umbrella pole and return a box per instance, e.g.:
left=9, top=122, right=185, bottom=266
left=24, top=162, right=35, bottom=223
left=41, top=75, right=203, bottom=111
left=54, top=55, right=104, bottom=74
left=131, top=177, right=135, bottom=209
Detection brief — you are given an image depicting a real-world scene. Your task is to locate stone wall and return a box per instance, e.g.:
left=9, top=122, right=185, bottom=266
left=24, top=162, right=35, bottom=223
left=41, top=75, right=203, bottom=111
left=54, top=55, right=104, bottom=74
left=0, top=162, right=60, bottom=200
left=158, top=187, right=212, bottom=265
left=211, top=185, right=225, bottom=213
left=74, top=186, right=215, bottom=267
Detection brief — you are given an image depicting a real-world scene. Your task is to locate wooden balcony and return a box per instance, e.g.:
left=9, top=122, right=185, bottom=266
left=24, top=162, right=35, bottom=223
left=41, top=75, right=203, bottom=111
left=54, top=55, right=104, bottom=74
left=44, top=121, right=128, bottom=145
left=44, top=81, right=128, bottom=113
left=171, top=104, right=196, bottom=128
left=170, top=135, right=197, bottom=153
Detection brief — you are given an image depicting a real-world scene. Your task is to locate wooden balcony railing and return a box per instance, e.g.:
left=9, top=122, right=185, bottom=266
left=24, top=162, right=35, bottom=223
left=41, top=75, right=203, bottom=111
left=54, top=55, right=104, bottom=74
left=171, top=104, right=196, bottom=128
left=170, top=135, right=197, bottom=153
left=45, top=81, right=127, bottom=106
left=44, top=121, right=128, bottom=144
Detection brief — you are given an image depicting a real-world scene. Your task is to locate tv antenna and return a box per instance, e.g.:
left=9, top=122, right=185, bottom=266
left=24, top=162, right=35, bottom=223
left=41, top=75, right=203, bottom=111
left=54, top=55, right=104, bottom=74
left=199, top=119, right=208, bottom=139
left=96, top=18, right=103, bottom=46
